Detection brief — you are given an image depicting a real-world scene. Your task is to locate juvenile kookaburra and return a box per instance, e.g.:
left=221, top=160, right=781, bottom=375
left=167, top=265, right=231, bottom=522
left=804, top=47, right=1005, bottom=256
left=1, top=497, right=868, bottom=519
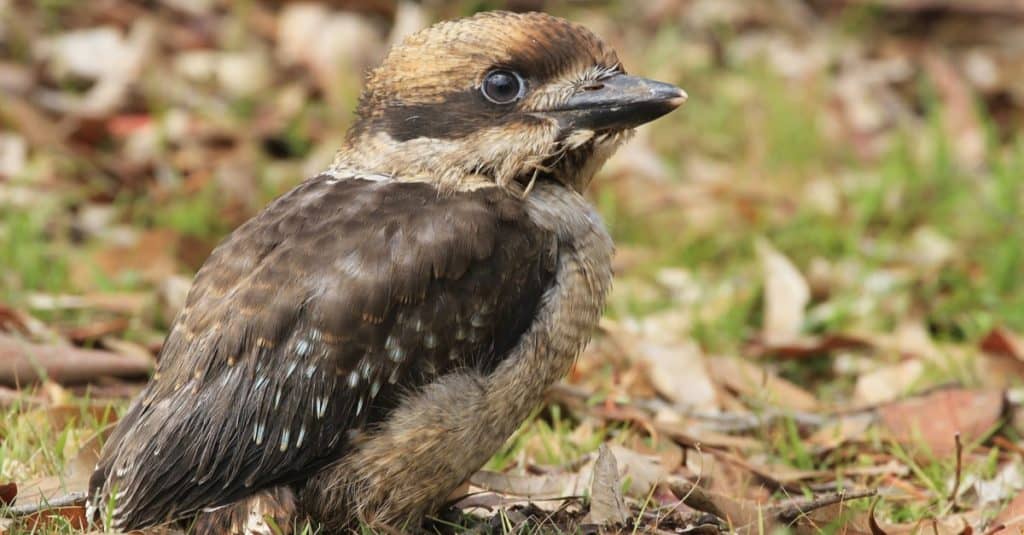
left=88, top=11, right=684, bottom=533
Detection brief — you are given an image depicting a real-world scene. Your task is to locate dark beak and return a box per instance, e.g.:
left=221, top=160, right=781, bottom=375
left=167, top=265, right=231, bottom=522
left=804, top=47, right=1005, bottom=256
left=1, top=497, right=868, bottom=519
left=546, top=74, right=687, bottom=132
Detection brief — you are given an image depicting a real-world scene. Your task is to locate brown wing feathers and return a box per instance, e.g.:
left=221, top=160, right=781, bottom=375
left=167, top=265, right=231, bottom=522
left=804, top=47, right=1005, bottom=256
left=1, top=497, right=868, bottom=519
left=89, top=176, right=556, bottom=528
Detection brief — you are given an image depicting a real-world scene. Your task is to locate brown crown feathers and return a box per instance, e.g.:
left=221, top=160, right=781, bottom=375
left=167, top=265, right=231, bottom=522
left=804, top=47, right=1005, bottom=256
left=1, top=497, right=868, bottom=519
left=87, top=10, right=684, bottom=533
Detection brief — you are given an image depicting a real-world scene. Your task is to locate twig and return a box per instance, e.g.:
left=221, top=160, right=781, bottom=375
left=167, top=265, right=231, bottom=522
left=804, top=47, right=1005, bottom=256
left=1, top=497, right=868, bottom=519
left=0, top=334, right=153, bottom=386
left=664, top=478, right=728, bottom=520
left=4, top=492, right=88, bottom=517
left=868, top=498, right=887, bottom=535
left=665, top=477, right=876, bottom=526
left=775, top=488, right=878, bottom=523
left=947, top=432, right=963, bottom=507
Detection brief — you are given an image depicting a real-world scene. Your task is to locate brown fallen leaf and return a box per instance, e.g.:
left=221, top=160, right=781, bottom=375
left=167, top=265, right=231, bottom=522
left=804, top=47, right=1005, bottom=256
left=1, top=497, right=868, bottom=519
left=36, top=19, right=155, bottom=118
left=980, top=327, right=1024, bottom=385
left=658, top=421, right=767, bottom=452
left=801, top=504, right=981, bottom=535
left=705, top=449, right=834, bottom=491
left=90, top=229, right=181, bottom=285
left=0, top=304, right=61, bottom=341
left=747, top=333, right=871, bottom=360
left=470, top=470, right=581, bottom=500
left=878, top=388, right=1005, bottom=459
left=19, top=401, right=119, bottom=432
left=808, top=412, right=875, bottom=449
left=0, top=482, right=16, bottom=506
left=756, top=238, right=810, bottom=345
left=631, top=338, right=718, bottom=410
left=605, top=444, right=669, bottom=499
left=981, top=327, right=1024, bottom=360
left=667, top=477, right=875, bottom=534
left=854, top=359, right=925, bottom=405
left=0, top=304, right=31, bottom=336
left=586, top=444, right=628, bottom=526
left=157, top=275, right=192, bottom=326
left=889, top=321, right=943, bottom=362
left=62, top=318, right=131, bottom=344
left=470, top=443, right=671, bottom=519
left=67, top=380, right=144, bottom=402
left=99, top=336, right=154, bottom=363
left=0, top=334, right=153, bottom=386
left=708, top=355, right=819, bottom=412
left=623, top=434, right=684, bottom=475
left=19, top=506, right=89, bottom=532
left=992, top=489, right=1024, bottom=533
left=13, top=431, right=103, bottom=518
left=0, top=94, right=69, bottom=149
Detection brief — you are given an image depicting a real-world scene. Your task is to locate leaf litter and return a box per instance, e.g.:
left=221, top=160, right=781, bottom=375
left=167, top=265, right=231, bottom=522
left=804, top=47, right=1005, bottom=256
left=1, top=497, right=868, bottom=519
left=3, top=0, right=1024, bottom=533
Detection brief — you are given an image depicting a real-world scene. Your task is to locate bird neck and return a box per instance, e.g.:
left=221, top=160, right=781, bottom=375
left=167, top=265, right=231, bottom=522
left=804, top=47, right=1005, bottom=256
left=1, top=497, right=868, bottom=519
left=329, top=129, right=628, bottom=196
left=483, top=183, right=614, bottom=435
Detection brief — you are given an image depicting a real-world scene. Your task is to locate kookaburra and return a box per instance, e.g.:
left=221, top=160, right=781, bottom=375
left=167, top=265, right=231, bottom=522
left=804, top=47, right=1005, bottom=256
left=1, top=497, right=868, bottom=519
left=88, top=10, right=684, bottom=533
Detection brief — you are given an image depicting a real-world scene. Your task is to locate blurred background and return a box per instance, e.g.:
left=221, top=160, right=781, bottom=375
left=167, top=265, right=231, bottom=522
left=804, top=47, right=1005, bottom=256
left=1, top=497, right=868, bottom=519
left=2, top=0, right=1024, bottom=532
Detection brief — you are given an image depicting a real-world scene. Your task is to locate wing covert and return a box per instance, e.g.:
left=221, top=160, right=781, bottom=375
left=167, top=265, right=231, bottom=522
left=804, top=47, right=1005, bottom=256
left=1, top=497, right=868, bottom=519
left=90, top=175, right=557, bottom=528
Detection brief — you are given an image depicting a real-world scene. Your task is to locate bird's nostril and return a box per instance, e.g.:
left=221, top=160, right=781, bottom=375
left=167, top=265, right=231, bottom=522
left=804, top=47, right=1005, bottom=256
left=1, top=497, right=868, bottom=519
left=582, top=82, right=604, bottom=91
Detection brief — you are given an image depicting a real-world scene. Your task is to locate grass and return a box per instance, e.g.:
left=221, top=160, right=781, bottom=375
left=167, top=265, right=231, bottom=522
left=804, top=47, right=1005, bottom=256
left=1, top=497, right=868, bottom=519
left=0, top=207, right=71, bottom=303
left=3, top=2, right=1024, bottom=533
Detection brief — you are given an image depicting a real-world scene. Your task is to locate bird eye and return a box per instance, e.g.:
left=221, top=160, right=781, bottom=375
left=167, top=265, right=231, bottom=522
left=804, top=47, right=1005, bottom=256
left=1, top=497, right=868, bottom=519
left=481, top=70, right=525, bottom=104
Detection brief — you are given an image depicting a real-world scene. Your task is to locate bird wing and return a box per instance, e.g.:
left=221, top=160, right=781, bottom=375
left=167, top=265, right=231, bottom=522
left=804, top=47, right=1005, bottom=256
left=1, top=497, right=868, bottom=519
left=90, top=175, right=557, bottom=528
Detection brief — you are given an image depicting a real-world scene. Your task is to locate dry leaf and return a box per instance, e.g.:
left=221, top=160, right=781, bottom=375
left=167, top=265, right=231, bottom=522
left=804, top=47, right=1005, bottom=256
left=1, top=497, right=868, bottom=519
left=756, top=238, right=810, bottom=344
left=277, top=4, right=383, bottom=92
left=35, top=19, right=155, bottom=117
left=62, top=318, right=130, bottom=343
left=0, top=132, right=27, bottom=178
left=970, top=461, right=1024, bottom=512
left=157, top=275, right=192, bottom=325
left=981, top=327, right=1024, bottom=360
left=634, top=339, right=717, bottom=410
left=470, top=470, right=582, bottom=500
left=667, top=477, right=875, bottom=534
left=606, top=444, right=669, bottom=499
left=980, top=327, right=1024, bottom=385
left=708, top=356, right=819, bottom=412
left=878, top=389, right=1004, bottom=458
left=907, top=227, right=957, bottom=271
left=20, top=506, right=89, bottom=532
left=91, top=229, right=181, bottom=285
left=387, top=1, right=429, bottom=47
left=808, top=413, right=875, bottom=449
left=587, top=444, right=628, bottom=526
left=14, top=433, right=101, bottom=515
left=0, top=305, right=61, bottom=340
left=891, top=321, right=943, bottom=362
left=0, top=482, right=16, bottom=506
left=854, top=359, right=925, bottom=405
left=993, top=489, right=1024, bottom=532
left=747, top=333, right=871, bottom=360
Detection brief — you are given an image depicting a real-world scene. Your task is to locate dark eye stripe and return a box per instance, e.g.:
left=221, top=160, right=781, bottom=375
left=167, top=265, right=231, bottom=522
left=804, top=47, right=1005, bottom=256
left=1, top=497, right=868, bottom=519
left=366, top=89, right=544, bottom=142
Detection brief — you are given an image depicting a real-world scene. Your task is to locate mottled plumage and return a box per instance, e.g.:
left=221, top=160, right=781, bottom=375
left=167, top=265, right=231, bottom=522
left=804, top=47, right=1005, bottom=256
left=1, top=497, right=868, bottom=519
left=91, top=178, right=555, bottom=526
left=88, top=10, right=684, bottom=533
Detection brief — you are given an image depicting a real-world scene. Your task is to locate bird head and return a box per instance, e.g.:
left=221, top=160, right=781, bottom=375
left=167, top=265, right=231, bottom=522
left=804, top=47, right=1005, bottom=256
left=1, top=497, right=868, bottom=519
left=334, top=11, right=686, bottom=194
